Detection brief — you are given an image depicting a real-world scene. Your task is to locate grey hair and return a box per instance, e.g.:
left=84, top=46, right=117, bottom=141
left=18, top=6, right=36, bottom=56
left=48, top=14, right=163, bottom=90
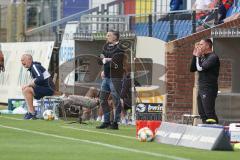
left=22, top=54, right=33, bottom=61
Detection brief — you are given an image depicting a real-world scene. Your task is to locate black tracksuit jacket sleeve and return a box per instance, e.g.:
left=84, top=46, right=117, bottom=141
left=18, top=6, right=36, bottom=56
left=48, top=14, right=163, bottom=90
left=190, top=56, right=197, bottom=72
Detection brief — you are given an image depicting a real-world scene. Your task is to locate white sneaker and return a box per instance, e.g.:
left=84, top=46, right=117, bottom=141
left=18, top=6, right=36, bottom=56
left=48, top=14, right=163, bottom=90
left=129, top=120, right=136, bottom=125
left=121, top=118, right=128, bottom=125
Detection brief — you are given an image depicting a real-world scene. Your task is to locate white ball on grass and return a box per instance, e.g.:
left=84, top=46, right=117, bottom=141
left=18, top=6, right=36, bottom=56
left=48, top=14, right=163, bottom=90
left=42, top=109, right=55, bottom=120
left=137, top=127, right=154, bottom=142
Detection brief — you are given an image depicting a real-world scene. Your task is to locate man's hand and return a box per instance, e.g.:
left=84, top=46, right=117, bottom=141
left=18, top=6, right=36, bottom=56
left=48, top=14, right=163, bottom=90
left=100, top=71, right=105, bottom=79
left=22, top=79, right=35, bottom=90
left=22, top=85, right=28, bottom=91
left=29, top=79, right=36, bottom=87
left=102, top=58, right=112, bottom=64
left=193, top=42, right=202, bottom=57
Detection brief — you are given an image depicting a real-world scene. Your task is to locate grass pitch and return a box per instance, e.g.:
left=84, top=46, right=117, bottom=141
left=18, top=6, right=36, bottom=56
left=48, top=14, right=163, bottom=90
left=0, top=114, right=239, bottom=160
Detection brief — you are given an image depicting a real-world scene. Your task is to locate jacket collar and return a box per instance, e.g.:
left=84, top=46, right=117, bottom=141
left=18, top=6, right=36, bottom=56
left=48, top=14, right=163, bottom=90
left=27, top=62, right=34, bottom=71
left=109, top=41, right=119, bottom=46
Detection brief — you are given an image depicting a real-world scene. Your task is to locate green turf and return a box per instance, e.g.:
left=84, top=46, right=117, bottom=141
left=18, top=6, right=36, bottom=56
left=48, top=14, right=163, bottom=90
left=0, top=115, right=239, bottom=160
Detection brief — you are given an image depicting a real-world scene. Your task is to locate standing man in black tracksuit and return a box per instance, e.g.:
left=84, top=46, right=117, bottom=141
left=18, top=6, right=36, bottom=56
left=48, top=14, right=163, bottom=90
left=96, top=30, right=125, bottom=130
left=190, top=39, right=220, bottom=124
left=21, top=54, right=55, bottom=119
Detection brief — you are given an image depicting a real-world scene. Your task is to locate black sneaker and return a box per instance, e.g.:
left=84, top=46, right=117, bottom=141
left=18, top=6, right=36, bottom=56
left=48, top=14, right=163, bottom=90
left=96, top=122, right=111, bottom=129
left=24, top=112, right=37, bottom=120
left=24, top=112, right=30, bottom=119
left=109, top=122, right=119, bottom=130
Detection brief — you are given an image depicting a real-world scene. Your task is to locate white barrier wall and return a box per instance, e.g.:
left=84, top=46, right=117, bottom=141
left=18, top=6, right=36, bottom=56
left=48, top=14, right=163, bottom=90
left=0, top=41, right=54, bottom=103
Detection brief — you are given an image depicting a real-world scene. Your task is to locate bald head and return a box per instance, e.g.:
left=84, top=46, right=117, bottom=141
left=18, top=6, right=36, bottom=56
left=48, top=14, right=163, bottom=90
left=21, top=54, right=33, bottom=68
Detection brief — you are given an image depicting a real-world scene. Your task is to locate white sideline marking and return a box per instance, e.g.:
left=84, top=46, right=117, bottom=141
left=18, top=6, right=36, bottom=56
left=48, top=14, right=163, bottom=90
left=0, top=124, right=190, bottom=160
left=62, top=126, right=136, bottom=140
left=0, top=116, right=23, bottom=121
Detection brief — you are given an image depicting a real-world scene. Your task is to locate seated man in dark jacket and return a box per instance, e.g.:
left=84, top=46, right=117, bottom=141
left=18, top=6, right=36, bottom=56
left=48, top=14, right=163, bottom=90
left=21, top=54, right=55, bottom=119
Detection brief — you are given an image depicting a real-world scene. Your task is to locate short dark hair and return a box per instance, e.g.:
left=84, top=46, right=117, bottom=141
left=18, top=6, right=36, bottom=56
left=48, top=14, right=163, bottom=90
left=203, top=38, right=213, bottom=49
left=109, top=29, right=120, bottom=41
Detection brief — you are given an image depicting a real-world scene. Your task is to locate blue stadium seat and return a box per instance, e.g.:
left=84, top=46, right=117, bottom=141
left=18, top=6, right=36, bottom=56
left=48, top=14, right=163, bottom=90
left=135, top=20, right=192, bottom=41
left=133, top=23, right=149, bottom=36
left=152, top=23, right=158, bottom=32
left=152, top=21, right=170, bottom=41
left=163, top=32, right=169, bottom=41
left=173, top=20, right=180, bottom=34
left=177, top=31, right=183, bottom=39
left=158, top=21, right=163, bottom=31
left=152, top=29, right=169, bottom=41
left=184, top=30, right=190, bottom=37
left=229, top=5, right=240, bottom=16
left=186, top=20, right=192, bottom=32
left=226, top=6, right=234, bottom=17
left=173, top=20, right=192, bottom=39
left=162, top=21, right=169, bottom=32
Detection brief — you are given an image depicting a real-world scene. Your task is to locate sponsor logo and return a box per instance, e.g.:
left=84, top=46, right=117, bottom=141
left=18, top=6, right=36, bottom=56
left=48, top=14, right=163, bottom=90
left=136, top=103, right=146, bottom=113
left=148, top=104, right=163, bottom=113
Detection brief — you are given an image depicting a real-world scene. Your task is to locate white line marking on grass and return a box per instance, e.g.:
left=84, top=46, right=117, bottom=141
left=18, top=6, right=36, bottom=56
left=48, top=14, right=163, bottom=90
left=0, top=116, right=24, bottom=121
left=0, top=124, right=190, bottom=160
left=115, top=126, right=136, bottom=130
left=62, top=126, right=136, bottom=140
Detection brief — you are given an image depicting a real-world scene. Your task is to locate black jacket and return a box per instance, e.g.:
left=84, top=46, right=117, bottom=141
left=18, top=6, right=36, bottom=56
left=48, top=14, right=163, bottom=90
left=100, top=42, right=125, bottom=78
left=190, top=52, right=220, bottom=89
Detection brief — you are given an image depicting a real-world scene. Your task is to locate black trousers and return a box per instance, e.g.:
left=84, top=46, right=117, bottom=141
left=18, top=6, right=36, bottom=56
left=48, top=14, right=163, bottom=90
left=197, top=87, right=218, bottom=124
left=218, top=4, right=227, bottom=24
